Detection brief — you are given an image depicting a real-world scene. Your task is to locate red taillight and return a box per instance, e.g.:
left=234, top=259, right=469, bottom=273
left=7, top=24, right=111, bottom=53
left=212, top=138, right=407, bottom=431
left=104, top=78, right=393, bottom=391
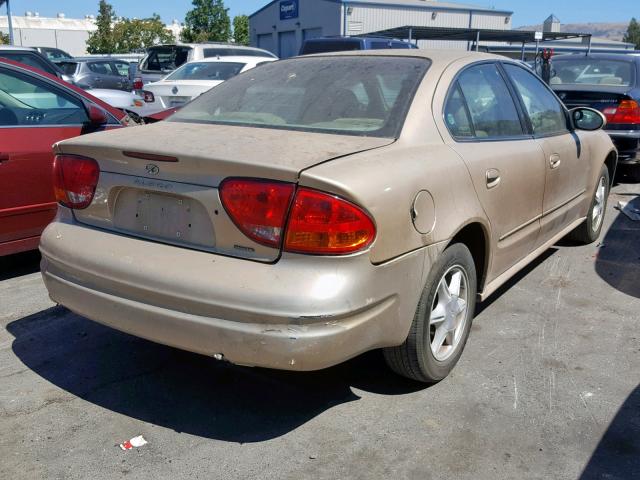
left=53, top=155, right=100, bottom=209
left=219, top=178, right=295, bottom=248
left=133, top=77, right=143, bottom=90
left=143, top=90, right=155, bottom=103
left=602, top=99, right=640, bottom=124
left=284, top=188, right=376, bottom=255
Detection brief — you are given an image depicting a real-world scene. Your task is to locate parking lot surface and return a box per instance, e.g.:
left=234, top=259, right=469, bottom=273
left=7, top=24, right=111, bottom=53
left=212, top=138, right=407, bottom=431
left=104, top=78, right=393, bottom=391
left=1, top=181, right=639, bottom=480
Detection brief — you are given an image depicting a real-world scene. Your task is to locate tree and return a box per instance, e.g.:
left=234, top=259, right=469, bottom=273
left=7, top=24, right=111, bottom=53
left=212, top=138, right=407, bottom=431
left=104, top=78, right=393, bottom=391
left=0, top=31, right=9, bottom=45
left=623, top=18, right=640, bottom=49
left=112, top=15, right=175, bottom=53
left=181, top=0, right=231, bottom=43
left=86, top=0, right=116, bottom=54
left=233, top=15, right=249, bottom=46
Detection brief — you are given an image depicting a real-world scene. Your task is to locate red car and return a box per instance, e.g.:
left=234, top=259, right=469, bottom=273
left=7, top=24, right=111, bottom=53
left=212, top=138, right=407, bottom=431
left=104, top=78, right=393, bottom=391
left=0, top=58, right=128, bottom=256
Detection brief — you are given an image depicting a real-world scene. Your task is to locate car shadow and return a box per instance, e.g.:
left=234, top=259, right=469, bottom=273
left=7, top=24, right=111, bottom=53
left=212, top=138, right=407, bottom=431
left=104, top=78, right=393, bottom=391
left=0, top=250, right=41, bottom=281
left=595, top=194, right=640, bottom=299
left=6, top=306, right=426, bottom=443
left=579, top=384, right=640, bottom=479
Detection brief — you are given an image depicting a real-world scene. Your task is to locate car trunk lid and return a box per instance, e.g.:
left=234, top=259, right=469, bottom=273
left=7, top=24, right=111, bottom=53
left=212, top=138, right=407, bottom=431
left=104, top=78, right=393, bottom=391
left=55, top=121, right=393, bottom=262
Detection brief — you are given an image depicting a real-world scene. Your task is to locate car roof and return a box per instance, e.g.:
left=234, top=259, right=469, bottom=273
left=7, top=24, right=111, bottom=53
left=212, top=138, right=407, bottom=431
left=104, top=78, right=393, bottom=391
left=180, top=56, right=277, bottom=64
left=0, top=45, right=37, bottom=52
left=150, top=43, right=271, bottom=51
left=71, top=57, right=129, bottom=63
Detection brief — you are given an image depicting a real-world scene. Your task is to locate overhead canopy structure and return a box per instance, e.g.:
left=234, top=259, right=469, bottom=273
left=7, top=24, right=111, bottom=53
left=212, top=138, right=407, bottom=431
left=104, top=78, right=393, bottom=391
left=361, top=26, right=593, bottom=57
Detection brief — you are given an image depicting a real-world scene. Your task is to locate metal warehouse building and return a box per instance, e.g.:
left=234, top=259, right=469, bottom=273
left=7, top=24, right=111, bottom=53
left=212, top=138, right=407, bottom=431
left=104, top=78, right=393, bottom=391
left=249, top=0, right=513, bottom=58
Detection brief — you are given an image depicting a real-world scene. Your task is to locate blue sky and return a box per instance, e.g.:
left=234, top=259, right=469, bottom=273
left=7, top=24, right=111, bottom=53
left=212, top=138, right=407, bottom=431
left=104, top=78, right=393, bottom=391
left=2, top=1, right=637, bottom=27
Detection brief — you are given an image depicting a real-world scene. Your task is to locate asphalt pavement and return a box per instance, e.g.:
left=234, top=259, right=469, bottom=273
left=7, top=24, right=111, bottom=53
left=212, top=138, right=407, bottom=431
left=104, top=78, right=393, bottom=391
left=1, top=178, right=639, bottom=480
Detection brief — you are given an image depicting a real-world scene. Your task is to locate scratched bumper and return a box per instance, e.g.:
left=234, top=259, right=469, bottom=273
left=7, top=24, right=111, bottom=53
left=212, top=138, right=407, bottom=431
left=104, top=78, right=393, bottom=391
left=40, top=214, right=433, bottom=371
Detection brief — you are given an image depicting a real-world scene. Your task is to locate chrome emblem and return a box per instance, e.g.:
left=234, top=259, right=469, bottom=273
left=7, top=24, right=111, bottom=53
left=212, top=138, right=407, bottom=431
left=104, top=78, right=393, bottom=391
left=172, top=86, right=179, bottom=95
left=145, top=164, right=160, bottom=176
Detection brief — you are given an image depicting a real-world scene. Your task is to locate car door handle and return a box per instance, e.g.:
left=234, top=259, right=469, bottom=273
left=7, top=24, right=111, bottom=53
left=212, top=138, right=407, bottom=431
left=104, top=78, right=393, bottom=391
left=0, top=153, right=9, bottom=163
left=549, top=154, right=561, bottom=169
left=486, top=168, right=501, bottom=189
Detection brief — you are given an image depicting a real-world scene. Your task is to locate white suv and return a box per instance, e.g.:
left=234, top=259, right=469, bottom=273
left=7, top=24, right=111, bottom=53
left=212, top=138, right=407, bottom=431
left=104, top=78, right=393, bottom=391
left=136, top=43, right=277, bottom=85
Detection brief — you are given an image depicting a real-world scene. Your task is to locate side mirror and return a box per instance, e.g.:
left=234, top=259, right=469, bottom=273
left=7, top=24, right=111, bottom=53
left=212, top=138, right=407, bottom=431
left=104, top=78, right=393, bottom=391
left=571, top=107, right=606, bottom=131
left=87, top=104, right=108, bottom=126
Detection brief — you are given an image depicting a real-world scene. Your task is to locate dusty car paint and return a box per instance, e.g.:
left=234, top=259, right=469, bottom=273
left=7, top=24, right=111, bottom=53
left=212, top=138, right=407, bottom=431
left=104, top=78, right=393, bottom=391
left=40, top=50, right=617, bottom=373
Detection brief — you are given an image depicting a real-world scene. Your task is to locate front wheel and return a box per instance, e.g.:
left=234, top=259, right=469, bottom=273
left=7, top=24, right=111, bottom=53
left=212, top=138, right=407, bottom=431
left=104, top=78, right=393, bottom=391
left=568, top=164, right=610, bottom=244
left=384, top=243, right=477, bottom=383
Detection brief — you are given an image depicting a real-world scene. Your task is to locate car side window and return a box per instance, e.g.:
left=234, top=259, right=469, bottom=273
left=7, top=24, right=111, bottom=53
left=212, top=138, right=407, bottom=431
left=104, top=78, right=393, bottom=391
left=456, top=63, right=524, bottom=139
left=111, top=61, right=130, bottom=77
left=88, top=62, right=112, bottom=75
left=0, top=69, right=89, bottom=126
left=444, top=83, right=474, bottom=138
left=503, top=64, right=568, bottom=136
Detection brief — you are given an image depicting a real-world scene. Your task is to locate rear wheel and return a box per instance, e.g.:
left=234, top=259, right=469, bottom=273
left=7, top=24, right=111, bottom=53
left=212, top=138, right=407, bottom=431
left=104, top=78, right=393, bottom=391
left=384, top=243, right=477, bottom=383
left=568, top=164, right=610, bottom=244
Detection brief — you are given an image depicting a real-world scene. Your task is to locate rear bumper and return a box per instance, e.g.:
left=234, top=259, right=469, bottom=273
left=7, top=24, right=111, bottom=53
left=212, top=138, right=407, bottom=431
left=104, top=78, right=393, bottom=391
left=606, top=130, right=640, bottom=165
left=40, top=216, right=436, bottom=371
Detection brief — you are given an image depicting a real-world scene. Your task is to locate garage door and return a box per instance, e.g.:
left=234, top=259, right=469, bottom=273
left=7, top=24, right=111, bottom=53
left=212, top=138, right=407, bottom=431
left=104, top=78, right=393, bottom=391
left=257, top=33, right=275, bottom=55
left=278, top=31, right=297, bottom=59
left=303, top=28, right=323, bottom=42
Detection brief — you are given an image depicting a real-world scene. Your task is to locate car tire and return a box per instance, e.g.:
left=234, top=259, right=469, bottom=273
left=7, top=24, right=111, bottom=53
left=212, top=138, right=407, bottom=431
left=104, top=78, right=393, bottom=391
left=384, top=243, right=477, bottom=383
left=568, top=164, right=610, bottom=244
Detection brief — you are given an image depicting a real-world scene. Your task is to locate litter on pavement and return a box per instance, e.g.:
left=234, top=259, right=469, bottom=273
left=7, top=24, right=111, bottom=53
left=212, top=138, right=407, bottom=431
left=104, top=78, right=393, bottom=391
left=119, top=435, right=148, bottom=451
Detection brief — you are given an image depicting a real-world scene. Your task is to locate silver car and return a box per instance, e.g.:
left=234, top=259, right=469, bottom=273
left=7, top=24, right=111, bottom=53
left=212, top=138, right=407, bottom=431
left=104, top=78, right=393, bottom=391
left=58, top=58, right=132, bottom=91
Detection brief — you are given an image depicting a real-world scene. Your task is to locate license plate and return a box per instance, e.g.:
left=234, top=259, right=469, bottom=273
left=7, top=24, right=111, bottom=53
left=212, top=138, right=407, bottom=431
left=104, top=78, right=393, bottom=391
left=134, top=192, right=192, bottom=241
left=169, top=96, right=189, bottom=107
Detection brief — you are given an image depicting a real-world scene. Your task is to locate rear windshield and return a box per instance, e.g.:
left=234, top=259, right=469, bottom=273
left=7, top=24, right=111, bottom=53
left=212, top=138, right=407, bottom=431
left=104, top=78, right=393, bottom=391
left=301, top=40, right=362, bottom=55
left=203, top=48, right=276, bottom=58
left=551, top=58, right=634, bottom=87
left=166, top=62, right=246, bottom=81
left=141, top=46, right=192, bottom=73
left=169, top=56, right=430, bottom=138
left=57, top=61, right=79, bottom=75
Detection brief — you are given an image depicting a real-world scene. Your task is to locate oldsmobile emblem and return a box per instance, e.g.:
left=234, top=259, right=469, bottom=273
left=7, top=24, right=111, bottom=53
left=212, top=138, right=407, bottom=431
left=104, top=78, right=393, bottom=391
left=145, top=164, right=160, bottom=176
left=172, top=86, right=179, bottom=95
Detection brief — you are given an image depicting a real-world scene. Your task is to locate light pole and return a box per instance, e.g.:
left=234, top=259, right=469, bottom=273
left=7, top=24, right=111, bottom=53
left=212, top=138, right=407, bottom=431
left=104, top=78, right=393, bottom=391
left=1, top=0, right=14, bottom=45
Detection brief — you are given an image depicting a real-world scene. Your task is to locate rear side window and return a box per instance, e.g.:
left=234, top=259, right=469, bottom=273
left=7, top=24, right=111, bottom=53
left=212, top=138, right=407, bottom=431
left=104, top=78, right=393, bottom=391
left=87, top=62, right=112, bottom=75
left=141, top=46, right=191, bottom=73
left=111, top=61, right=130, bottom=77
left=456, top=64, right=523, bottom=139
left=503, top=64, right=568, bottom=136
left=444, top=84, right=474, bottom=138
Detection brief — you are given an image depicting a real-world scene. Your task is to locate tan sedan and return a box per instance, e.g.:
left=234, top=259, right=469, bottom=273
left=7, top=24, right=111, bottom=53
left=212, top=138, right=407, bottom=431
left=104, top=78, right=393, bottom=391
left=41, top=50, right=616, bottom=383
